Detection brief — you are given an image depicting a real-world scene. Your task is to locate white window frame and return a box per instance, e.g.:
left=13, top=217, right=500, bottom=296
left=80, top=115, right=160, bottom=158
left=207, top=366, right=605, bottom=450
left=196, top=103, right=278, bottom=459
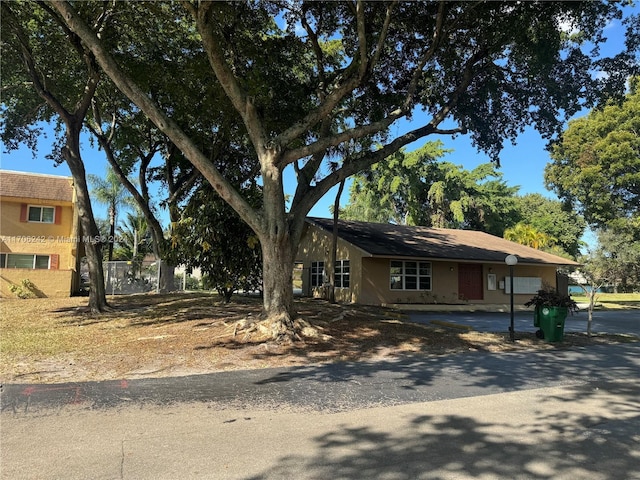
left=0, top=253, right=51, bottom=269
left=28, top=205, right=55, bottom=223
left=334, top=260, right=350, bottom=288
left=310, top=261, right=325, bottom=287
left=390, top=260, right=432, bottom=291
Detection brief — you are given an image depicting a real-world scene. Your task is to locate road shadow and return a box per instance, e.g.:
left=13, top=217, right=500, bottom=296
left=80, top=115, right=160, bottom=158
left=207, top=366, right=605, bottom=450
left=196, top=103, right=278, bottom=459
left=245, top=381, right=640, bottom=480
left=2, top=343, right=639, bottom=415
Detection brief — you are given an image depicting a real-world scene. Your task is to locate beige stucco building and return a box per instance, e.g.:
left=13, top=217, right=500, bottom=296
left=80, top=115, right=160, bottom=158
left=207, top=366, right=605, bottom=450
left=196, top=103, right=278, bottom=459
left=0, top=170, right=81, bottom=298
left=296, top=218, right=579, bottom=306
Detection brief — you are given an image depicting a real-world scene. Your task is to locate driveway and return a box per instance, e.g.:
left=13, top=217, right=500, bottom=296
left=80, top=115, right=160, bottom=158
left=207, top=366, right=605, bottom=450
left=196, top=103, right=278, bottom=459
left=408, top=308, right=640, bottom=335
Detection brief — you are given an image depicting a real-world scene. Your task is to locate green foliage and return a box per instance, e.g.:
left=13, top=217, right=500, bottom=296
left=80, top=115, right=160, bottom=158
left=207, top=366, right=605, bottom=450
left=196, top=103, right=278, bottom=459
left=545, top=78, right=640, bottom=232
left=88, top=167, right=136, bottom=221
left=169, top=184, right=263, bottom=303
left=524, top=289, right=579, bottom=313
left=183, top=275, right=202, bottom=291
left=584, top=226, right=640, bottom=292
left=88, top=167, right=137, bottom=261
left=504, top=223, right=557, bottom=250
left=511, top=194, right=586, bottom=258
left=8, top=279, right=37, bottom=299
left=113, top=211, right=153, bottom=264
left=341, top=143, right=520, bottom=236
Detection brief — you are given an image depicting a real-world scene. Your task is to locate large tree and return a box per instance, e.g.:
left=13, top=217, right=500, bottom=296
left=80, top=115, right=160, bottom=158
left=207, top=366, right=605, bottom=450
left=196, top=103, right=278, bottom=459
left=512, top=193, right=586, bottom=258
left=545, top=77, right=640, bottom=231
left=594, top=227, right=640, bottom=292
left=341, top=143, right=520, bottom=236
left=49, top=1, right=637, bottom=337
left=1, top=2, right=110, bottom=312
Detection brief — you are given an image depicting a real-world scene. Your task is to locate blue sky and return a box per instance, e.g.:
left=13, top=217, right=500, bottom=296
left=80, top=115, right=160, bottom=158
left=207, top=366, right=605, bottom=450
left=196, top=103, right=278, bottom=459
left=1, top=3, right=637, bottom=244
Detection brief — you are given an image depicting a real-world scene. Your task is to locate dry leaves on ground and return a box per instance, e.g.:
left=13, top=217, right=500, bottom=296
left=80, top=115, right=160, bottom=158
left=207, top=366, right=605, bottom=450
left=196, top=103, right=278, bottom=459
left=1, top=292, right=635, bottom=384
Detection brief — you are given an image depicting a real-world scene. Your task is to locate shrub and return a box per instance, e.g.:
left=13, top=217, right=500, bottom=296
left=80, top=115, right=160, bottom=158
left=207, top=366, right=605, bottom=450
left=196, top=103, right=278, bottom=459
left=525, top=288, right=578, bottom=313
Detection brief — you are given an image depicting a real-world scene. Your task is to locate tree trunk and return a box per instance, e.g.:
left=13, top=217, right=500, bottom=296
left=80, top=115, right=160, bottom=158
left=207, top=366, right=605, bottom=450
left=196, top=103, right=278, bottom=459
left=107, top=206, right=115, bottom=261
left=260, top=231, right=296, bottom=334
left=159, top=260, right=176, bottom=293
left=64, top=134, right=109, bottom=313
left=328, top=179, right=346, bottom=303
left=254, top=155, right=303, bottom=339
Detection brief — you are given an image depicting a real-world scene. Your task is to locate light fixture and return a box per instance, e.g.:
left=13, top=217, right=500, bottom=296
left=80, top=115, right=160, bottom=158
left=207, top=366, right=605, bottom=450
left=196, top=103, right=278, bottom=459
left=505, top=254, right=518, bottom=267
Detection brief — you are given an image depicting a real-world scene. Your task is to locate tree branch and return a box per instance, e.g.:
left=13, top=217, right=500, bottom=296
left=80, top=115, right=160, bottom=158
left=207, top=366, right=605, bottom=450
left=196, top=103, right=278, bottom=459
left=404, top=1, right=446, bottom=110
left=3, top=3, right=71, bottom=121
left=273, top=1, right=372, bottom=151
left=280, top=107, right=404, bottom=166
left=369, top=1, right=396, bottom=74
left=187, top=2, right=269, bottom=156
left=49, top=0, right=263, bottom=235
left=291, top=122, right=439, bottom=217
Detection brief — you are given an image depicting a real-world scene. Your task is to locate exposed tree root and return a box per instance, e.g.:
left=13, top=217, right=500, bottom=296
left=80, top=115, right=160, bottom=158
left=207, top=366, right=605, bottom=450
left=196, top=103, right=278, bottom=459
left=231, top=312, right=333, bottom=343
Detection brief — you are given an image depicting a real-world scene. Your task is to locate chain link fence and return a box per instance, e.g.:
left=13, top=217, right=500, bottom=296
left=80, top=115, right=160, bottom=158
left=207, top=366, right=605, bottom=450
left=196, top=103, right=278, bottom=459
left=103, top=260, right=161, bottom=295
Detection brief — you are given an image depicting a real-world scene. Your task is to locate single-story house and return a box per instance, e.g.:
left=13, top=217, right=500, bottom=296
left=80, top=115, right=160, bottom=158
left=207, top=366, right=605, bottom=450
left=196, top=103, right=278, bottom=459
left=296, top=217, right=579, bottom=306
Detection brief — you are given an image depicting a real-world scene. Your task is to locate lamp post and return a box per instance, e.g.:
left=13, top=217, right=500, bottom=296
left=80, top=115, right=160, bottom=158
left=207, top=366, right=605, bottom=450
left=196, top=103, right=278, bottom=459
left=505, top=254, right=518, bottom=342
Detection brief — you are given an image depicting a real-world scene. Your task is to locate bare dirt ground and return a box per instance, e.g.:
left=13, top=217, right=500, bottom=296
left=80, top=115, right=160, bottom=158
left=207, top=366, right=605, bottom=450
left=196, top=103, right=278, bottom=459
left=1, top=292, right=637, bottom=384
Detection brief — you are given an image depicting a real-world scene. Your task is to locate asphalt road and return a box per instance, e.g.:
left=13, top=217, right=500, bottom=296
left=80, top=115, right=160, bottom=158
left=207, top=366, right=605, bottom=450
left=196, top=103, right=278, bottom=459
left=2, top=313, right=640, bottom=479
left=2, top=343, right=640, bottom=479
left=409, top=308, right=640, bottom=335
left=2, top=343, right=639, bottom=415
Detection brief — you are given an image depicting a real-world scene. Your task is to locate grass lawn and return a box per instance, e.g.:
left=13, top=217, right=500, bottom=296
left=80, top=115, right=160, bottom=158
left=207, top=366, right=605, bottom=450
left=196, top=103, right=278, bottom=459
left=571, top=292, right=640, bottom=309
left=1, top=292, right=637, bottom=384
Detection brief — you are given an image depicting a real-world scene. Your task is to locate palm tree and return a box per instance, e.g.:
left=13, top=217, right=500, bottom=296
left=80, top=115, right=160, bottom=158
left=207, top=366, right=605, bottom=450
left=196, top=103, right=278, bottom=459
left=504, top=223, right=556, bottom=250
left=116, top=211, right=152, bottom=260
left=88, top=167, right=135, bottom=261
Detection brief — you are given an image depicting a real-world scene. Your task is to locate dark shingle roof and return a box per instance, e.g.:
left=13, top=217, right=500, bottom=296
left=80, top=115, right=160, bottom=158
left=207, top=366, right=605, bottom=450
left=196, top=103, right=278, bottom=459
left=307, top=217, right=578, bottom=266
left=0, top=170, right=74, bottom=202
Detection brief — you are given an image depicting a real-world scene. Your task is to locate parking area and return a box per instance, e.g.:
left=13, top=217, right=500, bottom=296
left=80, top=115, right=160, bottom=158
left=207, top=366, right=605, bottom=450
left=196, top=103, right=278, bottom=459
left=408, top=308, right=640, bottom=335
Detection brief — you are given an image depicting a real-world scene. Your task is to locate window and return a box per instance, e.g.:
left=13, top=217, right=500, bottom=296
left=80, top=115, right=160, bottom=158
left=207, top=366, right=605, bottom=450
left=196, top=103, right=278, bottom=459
left=335, top=260, right=350, bottom=288
left=311, top=261, right=325, bottom=287
left=0, top=253, right=51, bottom=269
left=28, top=206, right=55, bottom=223
left=390, top=260, right=431, bottom=290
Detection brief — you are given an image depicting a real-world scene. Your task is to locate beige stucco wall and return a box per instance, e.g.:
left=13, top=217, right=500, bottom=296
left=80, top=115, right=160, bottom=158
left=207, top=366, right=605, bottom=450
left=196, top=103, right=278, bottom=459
left=482, top=263, right=558, bottom=304
left=296, top=223, right=365, bottom=303
left=359, top=257, right=455, bottom=305
left=0, top=269, right=75, bottom=298
left=0, top=197, right=79, bottom=298
left=297, top=223, right=561, bottom=306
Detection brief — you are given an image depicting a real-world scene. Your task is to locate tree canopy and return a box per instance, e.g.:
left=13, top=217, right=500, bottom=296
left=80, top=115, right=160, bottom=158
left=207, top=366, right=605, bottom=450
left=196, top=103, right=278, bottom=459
left=511, top=194, right=586, bottom=258
left=9, top=1, right=640, bottom=335
left=594, top=227, right=640, bottom=292
left=341, top=142, right=521, bottom=236
left=545, top=77, right=640, bottom=232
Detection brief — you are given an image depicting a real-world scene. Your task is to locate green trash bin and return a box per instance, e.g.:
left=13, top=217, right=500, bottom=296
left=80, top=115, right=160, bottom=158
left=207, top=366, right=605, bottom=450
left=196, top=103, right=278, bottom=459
left=535, top=306, right=568, bottom=342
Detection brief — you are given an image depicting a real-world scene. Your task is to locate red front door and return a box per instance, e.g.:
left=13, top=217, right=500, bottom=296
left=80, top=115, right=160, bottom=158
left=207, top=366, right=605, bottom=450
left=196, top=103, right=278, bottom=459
left=458, top=264, right=483, bottom=301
